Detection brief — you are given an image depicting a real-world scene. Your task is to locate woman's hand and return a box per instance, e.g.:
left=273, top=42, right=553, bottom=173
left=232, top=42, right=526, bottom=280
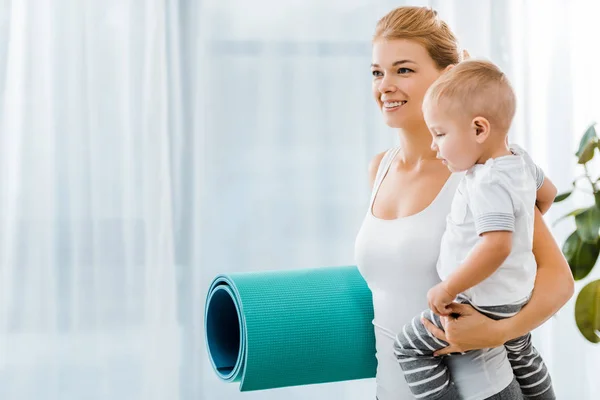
left=422, top=302, right=506, bottom=356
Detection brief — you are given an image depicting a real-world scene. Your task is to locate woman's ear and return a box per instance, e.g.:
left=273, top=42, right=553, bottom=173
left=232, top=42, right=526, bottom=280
left=472, top=117, right=491, bottom=144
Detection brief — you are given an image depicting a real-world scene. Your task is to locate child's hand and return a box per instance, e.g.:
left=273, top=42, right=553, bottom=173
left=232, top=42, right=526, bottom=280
left=427, top=283, right=456, bottom=316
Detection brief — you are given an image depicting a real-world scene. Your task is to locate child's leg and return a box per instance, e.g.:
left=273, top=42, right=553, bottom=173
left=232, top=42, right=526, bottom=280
left=393, top=310, right=459, bottom=400
left=505, top=333, right=555, bottom=399
left=464, top=297, right=555, bottom=400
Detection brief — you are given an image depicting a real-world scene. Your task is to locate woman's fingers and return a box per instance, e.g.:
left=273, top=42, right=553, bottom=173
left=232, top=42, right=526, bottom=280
left=422, top=316, right=464, bottom=356
left=440, top=303, right=503, bottom=350
left=421, top=317, right=447, bottom=342
left=462, top=49, right=471, bottom=60
left=434, top=344, right=462, bottom=357
left=445, top=302, right=472, bottom=316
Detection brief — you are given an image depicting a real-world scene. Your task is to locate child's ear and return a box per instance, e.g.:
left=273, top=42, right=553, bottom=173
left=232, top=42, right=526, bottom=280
left=472, top=117, right=491, bottom=144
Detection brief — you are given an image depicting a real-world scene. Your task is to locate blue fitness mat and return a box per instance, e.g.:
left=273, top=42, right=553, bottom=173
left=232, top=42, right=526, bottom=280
left=204, top=265, right=377, bottom=391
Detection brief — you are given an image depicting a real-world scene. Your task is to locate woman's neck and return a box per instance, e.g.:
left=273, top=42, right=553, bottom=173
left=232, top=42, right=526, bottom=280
left=396, top=123, right=438, bottom=165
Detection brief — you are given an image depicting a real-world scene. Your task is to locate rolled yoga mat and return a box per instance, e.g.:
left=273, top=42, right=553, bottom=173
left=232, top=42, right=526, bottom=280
left=204, top=265, right=377, bottom=391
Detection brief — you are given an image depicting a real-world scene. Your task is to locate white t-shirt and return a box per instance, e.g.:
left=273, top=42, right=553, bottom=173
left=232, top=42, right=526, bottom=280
left=437, top=145, right=544, bottom=306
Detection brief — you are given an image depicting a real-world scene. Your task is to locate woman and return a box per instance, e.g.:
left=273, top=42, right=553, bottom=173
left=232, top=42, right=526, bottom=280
left=354, top=7, right=574, bottom=400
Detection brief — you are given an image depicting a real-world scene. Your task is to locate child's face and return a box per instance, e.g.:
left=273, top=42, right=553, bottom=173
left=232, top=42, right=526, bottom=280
left=424, top=103, right=481, bottom=172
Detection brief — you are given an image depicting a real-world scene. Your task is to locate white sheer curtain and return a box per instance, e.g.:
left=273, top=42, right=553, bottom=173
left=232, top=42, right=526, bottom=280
left=1, top=0, right=599, bottom=399
left=0, top=0, right=198, bottom=398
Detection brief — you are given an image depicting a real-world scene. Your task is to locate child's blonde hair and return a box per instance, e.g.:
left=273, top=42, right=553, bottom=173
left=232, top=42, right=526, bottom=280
left=373, top=7, right=460, bottom=70
left=423, top=59, right=517, bottom=132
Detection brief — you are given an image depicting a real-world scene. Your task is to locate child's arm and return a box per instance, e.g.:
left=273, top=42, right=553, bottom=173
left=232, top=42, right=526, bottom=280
left=444, top=231, right=512, bottom=296
left=535, top=177, right=557, bottom=215
left=510, top=143, right=556, bottom=214
left=428, top=231, right=512, bottom=315
left=428, top=172, right=517, bottom=316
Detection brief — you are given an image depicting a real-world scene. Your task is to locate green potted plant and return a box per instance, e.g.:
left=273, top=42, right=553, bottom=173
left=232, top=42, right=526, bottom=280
left=553, top=122, right=600, bottom=343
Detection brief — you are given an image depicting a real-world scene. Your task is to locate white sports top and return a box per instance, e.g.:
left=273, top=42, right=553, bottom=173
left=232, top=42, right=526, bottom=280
left=355, top=147, right=514, bottom=400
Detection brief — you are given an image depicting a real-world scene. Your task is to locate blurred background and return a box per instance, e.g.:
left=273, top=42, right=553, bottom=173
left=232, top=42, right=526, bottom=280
left=1, top=0, right=599, bottom=398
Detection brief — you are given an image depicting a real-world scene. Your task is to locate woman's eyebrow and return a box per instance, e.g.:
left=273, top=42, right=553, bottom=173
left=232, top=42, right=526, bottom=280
left=370, top=59, right=416, bottom=68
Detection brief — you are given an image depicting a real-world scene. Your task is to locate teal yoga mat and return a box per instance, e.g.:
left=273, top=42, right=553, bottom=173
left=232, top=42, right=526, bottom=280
left=204, top=265, right=377, bottom=391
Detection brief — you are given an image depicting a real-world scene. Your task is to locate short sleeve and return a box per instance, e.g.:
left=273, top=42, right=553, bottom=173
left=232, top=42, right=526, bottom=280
left=510, top=143, right=545, bottom=190
left=468, top=176, right=516, bottom=235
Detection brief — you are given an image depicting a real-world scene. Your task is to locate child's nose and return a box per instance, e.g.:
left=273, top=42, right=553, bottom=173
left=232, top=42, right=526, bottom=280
left=430, top=141, right=437, bottom=151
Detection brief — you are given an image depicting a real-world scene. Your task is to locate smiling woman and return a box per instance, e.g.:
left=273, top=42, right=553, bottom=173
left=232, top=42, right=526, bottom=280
left=370, top=40, right=448, bottom=132
left=356, top=5, right=573, bottom=400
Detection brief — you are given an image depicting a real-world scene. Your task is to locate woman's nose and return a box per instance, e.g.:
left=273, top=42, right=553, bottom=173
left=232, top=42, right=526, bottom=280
left=378, top=75, right=396, bottom=94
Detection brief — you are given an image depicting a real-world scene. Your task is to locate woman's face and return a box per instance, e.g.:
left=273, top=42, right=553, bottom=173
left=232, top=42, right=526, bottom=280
left=371, top=39, right=445, bottom=129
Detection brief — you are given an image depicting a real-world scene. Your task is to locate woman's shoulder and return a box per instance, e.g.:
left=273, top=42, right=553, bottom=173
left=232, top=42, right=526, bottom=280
left=368, top=147, right=399, bottom=188
left=368, top=151, right=386, bottom=188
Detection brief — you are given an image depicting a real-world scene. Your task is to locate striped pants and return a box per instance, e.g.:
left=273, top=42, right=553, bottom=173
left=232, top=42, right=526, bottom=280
left=393, top=297, right=555, bottom=400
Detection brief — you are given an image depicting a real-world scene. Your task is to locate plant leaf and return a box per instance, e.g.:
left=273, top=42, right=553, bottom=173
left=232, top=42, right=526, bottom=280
left=562, top=231, right=599, bottom=280
left=553, top=208, right=587, bottom=227
left=578, top=142, right=597, bottom=164
left=554, top=191, right=572, bottom=203
left=576, top=123, right=598, bottom=164
left=574, top=279, right=600, bottom=343
left=575, top=206, right=600, bottom=242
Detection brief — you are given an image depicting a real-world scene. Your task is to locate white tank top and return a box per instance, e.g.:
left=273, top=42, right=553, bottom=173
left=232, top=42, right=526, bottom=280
left=355, top=147, right=514, bottom=400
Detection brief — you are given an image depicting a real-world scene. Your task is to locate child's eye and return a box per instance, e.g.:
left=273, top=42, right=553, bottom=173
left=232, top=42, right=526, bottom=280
left=372, top=70, right=383, bottom=77
left=435, top=133, right=446, bottom=138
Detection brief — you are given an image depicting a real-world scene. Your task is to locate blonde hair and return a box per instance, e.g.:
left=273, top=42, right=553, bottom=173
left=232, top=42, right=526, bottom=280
left=424, top=59, right=517, bottom=132
left=373, top=6, right=460, bottom=70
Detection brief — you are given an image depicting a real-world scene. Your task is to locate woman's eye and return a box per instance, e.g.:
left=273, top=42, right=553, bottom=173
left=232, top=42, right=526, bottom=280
left=398, top=68, right=414, bottom=74
left=372, top=70, right=383, bottom=77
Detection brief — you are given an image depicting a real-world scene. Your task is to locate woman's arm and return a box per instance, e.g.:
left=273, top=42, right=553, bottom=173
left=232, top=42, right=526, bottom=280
left=497, top=207, right=574, bottom=340
left=423, top=208, right=574, bottom=355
